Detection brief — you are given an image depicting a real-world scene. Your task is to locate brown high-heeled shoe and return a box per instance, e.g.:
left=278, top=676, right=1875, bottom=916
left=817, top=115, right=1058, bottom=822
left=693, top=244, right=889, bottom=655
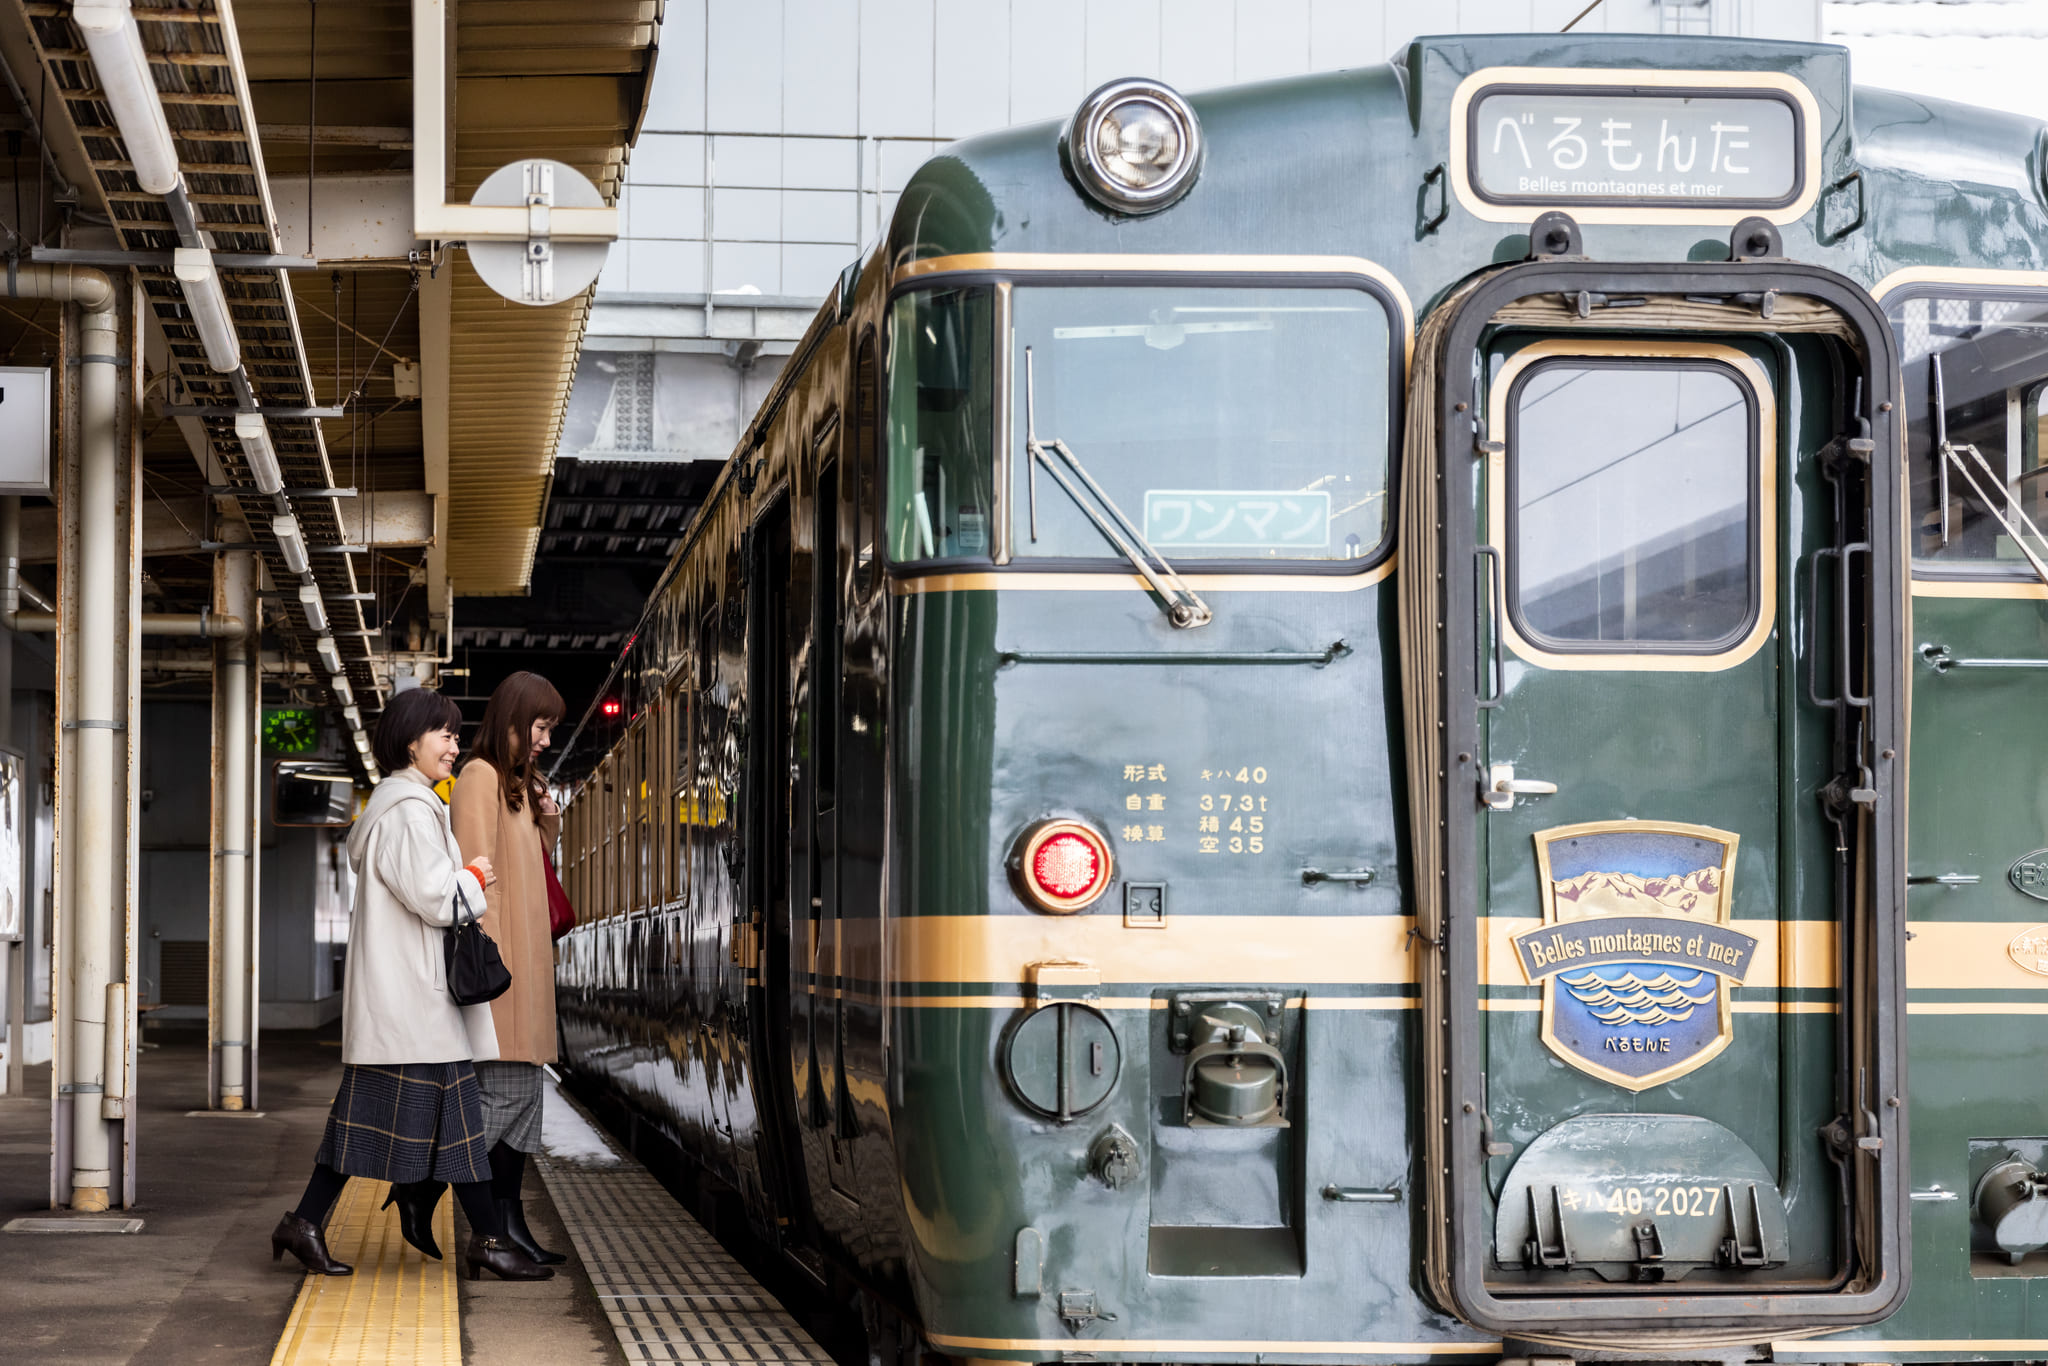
left=271, top=1211, right=354, bottom=1276
left=465, top=1232, right=554, bottom=1281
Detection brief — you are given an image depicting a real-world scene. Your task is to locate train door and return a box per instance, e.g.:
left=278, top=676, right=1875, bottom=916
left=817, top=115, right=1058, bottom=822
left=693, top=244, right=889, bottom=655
left=1419, top=275, right=1907, bottom=1339
left=745, top=497, right=811, bottom=1230
left=810, top=445, right=859, bottom=1203
left=1471, top=337, right=1825, bottom=1279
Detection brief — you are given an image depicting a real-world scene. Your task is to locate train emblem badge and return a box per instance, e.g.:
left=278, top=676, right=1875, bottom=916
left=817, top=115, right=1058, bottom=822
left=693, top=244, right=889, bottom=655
left=1511, top=821, right=1758, bottom=1092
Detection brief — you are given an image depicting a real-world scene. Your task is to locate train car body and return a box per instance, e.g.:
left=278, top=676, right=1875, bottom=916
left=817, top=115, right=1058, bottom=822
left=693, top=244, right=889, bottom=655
left=555, top=31, right=2048, bottom=1365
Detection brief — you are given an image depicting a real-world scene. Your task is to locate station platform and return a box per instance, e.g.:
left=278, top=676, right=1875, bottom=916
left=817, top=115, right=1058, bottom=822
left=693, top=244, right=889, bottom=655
left=0, top=1030, right=839, bottom=1366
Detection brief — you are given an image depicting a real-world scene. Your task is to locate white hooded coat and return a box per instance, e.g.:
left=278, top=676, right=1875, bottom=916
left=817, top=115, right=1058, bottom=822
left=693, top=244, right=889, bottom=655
left=340, top=766, right=500, bottom=1065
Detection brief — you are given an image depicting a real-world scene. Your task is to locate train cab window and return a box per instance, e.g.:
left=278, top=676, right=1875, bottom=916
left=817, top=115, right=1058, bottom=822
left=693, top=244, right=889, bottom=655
left=1009, top=283, right=1394, bottom=564
left=886, top=287, right=994, bottom=561
left=1508, top=358, right=1758, bottom=649
left=1892, top=293, right=2048, bottom=573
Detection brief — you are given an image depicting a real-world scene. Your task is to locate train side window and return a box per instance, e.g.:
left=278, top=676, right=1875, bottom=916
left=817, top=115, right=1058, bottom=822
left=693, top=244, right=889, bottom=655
left=1892, top=293, right=2048, bottom=572
left=886, top=287, right=994, bottom=562
left=853, top=329, right=881, bottom=592
left=1507, top=358, right=1759, bottom=650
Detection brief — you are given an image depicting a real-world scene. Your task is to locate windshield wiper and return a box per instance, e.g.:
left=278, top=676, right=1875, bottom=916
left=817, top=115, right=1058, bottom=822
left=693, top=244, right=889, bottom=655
left=1023, top=346, right=1212, bottom=629
left=1932, top=354, right=2048, bottom=587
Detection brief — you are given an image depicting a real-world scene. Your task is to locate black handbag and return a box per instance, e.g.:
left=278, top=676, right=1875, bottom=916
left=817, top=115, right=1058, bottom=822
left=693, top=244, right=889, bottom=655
left=444, top=882, right=512, bottom=1006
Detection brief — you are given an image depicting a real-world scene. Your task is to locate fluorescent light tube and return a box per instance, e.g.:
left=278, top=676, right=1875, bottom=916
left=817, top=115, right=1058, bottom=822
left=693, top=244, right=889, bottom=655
left=316, top=636, right=343, bottom=674
left=233, top=413, right=282, bottom=495
left=72, top=0, right=182, bottom=197
left=172, top=247, right=239, bottom=372
left=297, top=583, right=327, bottom=633
left=331, top=673, right=353, bottom=706
left=352, top=731, right=371, bottom=755
left=342, top=705, right=361, bottom=727
left=270, top=514, right=308, bottom=576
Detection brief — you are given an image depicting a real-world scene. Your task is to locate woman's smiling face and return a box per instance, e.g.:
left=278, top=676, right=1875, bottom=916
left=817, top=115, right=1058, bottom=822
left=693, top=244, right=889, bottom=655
left=408, top=724, right=461, bottom=782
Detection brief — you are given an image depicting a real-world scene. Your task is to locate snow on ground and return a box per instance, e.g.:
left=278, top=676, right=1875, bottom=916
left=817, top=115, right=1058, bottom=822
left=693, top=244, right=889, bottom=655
left=541, top=1075, right=621, bottom=1166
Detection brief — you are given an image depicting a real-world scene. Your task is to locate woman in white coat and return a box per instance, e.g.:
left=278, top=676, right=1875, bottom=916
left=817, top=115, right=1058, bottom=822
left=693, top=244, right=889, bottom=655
left=269, top=688, right=552, bottom=1282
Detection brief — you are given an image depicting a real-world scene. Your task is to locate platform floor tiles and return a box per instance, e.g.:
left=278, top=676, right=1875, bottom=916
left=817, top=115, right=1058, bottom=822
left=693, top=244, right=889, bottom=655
left=270, top=1179, right=459, bottom=1366
left=537, top=1097, right=837, bottom=1366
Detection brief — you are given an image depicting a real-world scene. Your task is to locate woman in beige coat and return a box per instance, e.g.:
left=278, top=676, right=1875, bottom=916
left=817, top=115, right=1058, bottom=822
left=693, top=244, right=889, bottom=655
left=452, top=670, right=567, bottom=1266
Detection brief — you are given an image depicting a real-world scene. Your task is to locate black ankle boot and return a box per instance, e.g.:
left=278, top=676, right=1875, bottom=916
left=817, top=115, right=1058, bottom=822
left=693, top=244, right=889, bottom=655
left=271, top=1211, right=353, bottom=1276
left=381, top=1181, right=445, bottom=1261
left=465, top=1232, right=554, bottom=1281
left=496, top=1197, right=566, bottom=1265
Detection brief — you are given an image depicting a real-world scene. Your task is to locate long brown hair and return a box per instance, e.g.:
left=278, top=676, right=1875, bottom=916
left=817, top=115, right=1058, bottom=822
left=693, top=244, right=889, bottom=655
left=468, top=671, right=564, bottom=815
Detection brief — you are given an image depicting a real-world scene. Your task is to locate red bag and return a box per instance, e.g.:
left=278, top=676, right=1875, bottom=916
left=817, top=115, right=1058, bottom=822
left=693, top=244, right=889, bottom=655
left=540, top=842, right=576, bottom=940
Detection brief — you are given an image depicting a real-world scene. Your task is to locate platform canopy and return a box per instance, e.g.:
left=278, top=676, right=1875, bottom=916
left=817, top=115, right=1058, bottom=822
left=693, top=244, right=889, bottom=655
left=0, top=0, right=657, bottom=725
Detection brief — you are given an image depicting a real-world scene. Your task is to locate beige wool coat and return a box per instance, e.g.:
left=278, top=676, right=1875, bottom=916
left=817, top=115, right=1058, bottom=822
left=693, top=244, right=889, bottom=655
left=451, top=758, right=561, bottom=1065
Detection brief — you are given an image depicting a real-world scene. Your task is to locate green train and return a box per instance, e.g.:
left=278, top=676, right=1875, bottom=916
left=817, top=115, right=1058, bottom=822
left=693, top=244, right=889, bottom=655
left=552, top=30, right=2048, bottom=1365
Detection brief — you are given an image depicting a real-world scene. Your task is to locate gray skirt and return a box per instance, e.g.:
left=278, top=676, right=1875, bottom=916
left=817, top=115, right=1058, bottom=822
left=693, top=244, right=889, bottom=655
left=474, top=1059, right=544, bottom=1152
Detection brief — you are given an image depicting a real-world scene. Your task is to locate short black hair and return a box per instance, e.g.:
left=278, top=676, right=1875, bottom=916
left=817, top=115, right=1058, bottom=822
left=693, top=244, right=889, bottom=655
left=372, top=688, right=464, bottom=773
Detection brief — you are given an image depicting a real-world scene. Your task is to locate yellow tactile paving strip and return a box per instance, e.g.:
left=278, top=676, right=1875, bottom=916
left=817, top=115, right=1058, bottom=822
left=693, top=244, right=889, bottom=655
left=269, top=1179, right=460, bottom=1366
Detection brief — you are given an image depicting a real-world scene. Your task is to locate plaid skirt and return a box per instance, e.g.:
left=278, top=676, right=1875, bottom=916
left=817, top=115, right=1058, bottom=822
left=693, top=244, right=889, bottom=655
left=475, top=1059, right=544, bottom=1153
left=313, top=1062, right=492, bottom=1184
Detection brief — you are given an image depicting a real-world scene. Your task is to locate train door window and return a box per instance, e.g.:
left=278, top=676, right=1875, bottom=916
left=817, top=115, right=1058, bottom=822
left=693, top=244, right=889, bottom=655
left=886, top=287, right=994, bottom=562
left=1007, top=281, right=1397, bottom=565
left=1892, top=292, right=2048, bottom=571
left=853, top=329, right=881, bottom=591
left=1505, top=356, right=1760, bottom=652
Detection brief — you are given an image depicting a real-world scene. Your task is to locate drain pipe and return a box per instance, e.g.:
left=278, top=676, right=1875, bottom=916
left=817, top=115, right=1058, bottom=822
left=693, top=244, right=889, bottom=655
left=47, top=265, right=121, bottom=1210
left=215, top=550, right=256, bottom=1109
left=2, top=264, right=131, bottom=1210
left=72, top=270, right=120, bottom=1210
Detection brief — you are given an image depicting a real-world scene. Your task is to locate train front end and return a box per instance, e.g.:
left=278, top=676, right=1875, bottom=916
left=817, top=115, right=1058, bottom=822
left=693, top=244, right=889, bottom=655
left=878, top=34, right=1912, bottom=1365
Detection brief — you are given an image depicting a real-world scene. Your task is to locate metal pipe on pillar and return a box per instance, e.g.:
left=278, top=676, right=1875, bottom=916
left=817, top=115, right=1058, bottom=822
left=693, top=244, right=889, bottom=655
left=212, top=550, right=257, bottom=1110
left=0, top=271, right=122, bottom=1206
left=68, top=282, right=121, bottom=1210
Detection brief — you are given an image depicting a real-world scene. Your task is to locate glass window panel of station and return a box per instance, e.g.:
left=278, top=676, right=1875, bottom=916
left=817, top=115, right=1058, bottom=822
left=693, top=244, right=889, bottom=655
left=886, top=286, right=995, bottom=562
left=1892, top=293, right=2048, bottom=572
left=1509, top=359, right=1758, bottom=649
left=1009, top=284, right=1393, bottom=564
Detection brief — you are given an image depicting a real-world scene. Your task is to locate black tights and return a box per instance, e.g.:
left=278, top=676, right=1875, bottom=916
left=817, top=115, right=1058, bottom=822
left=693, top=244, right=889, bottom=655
left=292, top=1163, right=500, bottom=1239
left=488, top=1141, right=526, bottom=1202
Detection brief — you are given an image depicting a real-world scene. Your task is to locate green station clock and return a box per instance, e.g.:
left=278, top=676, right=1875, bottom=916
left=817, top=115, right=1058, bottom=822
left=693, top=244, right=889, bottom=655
left=262, top=707, right=322, bottom=755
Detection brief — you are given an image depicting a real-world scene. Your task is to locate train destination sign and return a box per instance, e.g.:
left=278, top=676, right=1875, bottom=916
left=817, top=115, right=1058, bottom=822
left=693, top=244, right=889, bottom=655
left=1468, top=87, right=1801, bottom=210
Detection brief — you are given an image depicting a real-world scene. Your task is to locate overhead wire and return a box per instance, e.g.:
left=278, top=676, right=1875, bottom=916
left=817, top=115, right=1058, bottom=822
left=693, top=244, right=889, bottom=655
left=1562, top=0, right=1607, bottom=32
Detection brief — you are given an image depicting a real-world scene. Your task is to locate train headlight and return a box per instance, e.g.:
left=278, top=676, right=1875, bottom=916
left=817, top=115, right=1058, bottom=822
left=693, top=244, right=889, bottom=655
left=1014, top=819, right=1114, bottom=913
left=1065, top=78, right=1203, bottom=215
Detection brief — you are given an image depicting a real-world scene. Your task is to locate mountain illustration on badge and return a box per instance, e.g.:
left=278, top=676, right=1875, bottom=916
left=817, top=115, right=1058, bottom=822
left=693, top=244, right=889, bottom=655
left=1510, top=821, right=1757, bottom=1091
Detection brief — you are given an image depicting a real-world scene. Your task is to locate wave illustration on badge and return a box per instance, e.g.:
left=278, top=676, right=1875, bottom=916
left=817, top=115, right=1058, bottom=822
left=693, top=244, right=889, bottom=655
left=1512, top=822, right=1757, bottom=1091
left=1559, top=968, right=1718, bottom=1026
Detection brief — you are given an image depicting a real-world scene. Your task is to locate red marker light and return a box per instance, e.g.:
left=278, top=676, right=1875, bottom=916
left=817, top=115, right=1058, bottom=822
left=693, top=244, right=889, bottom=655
left=601, top=697, right=622, bottom=718
left=1016, top=820, right=1114, bottom=914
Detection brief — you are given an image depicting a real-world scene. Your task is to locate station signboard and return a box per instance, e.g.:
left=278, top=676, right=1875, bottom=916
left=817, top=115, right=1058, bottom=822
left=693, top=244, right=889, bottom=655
left=0, top=367, right=51, bottom=494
